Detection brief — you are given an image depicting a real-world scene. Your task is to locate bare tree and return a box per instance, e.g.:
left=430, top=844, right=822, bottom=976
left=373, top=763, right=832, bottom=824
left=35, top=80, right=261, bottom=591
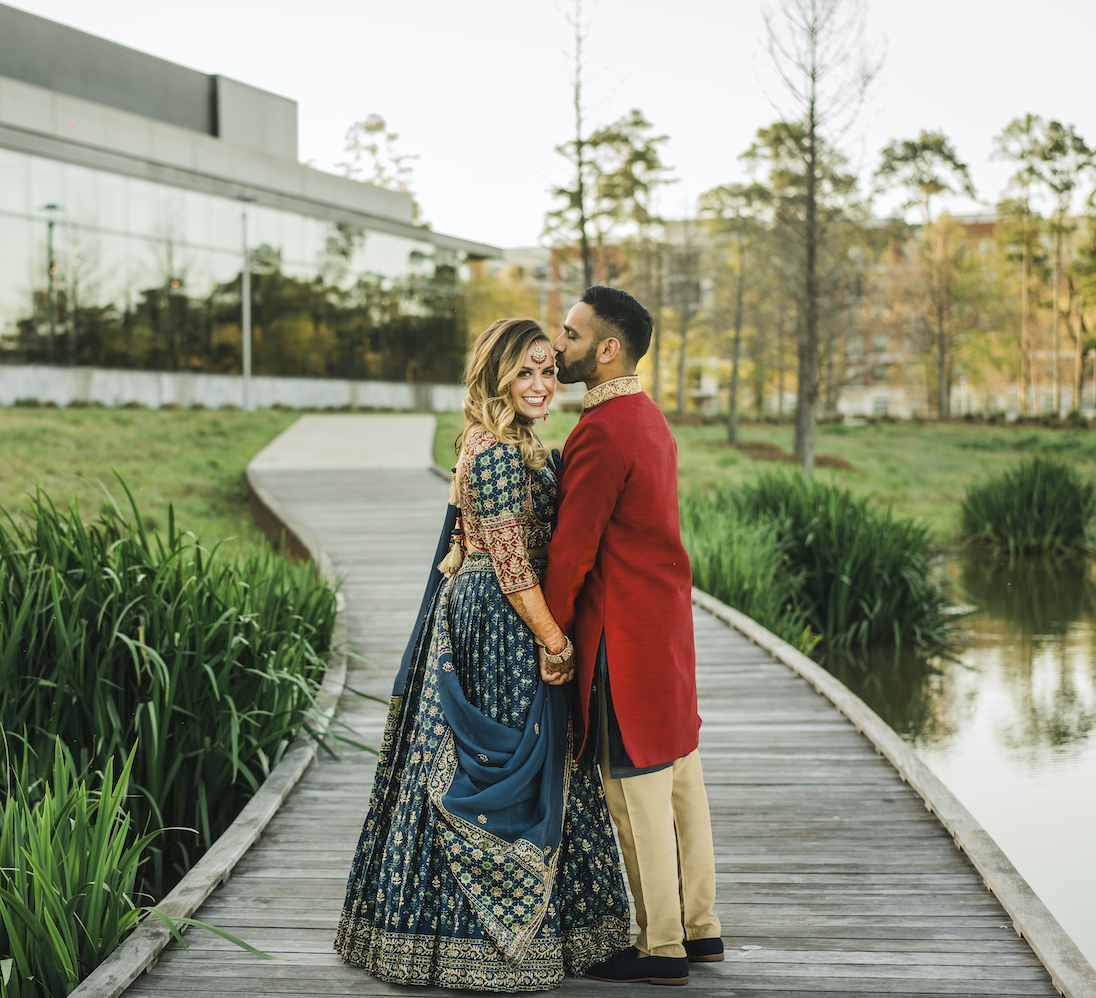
left=546, top=0, right=595, bottom=288
left=762, top=0, right=880, bottom=479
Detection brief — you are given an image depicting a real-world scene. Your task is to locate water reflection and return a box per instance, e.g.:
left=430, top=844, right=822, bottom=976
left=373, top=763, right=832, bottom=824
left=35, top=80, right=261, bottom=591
left=956, top=556, right=1096, bottom=754
left=820, top=643, right=954, bottom=743
left=956, top=555, right=1094, bottom=637
left=820, top=554, right=1096, bottom=967
left=827, top=556, right=1096, bottom=755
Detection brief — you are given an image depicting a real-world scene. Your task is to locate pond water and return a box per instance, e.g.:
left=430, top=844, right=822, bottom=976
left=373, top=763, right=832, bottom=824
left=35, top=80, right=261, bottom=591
left=825, top=555, right=1096, bottom=968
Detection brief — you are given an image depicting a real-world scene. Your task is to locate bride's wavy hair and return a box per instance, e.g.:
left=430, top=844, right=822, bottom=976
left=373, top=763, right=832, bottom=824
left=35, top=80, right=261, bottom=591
left=453, top=317, right=552, bottom=486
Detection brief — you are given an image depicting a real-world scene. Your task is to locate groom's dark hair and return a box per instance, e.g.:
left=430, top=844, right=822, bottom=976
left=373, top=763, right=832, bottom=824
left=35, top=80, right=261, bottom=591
left=581, top=286, right=652, bottom=363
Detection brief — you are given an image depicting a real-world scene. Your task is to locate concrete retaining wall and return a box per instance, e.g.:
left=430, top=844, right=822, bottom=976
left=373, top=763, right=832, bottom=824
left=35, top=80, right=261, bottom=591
left=0, top=363, right=465, bottom=412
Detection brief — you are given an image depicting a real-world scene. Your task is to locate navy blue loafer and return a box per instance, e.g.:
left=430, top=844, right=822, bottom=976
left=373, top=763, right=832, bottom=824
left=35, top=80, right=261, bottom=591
left=684, top=937, right=725, bottom=962
left=585, top=945, right=689, bottom=986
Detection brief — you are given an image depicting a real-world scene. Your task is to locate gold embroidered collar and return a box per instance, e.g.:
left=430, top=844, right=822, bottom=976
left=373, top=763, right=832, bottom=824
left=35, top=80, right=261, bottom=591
left=582, top=376, right=642, bottom=410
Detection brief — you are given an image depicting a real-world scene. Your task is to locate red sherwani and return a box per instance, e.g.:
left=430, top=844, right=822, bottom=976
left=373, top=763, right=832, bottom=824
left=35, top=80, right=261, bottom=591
left=544, top=380, right=699, bottom=768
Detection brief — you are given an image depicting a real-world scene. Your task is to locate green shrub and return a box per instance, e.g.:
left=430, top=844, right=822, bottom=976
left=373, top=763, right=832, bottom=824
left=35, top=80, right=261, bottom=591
left=680, top=492, right=817, bottom=653
left=0, top=482, right=338, bottom=896
left=683, top=473, right=951, bottom=650
left=959, top=457, right=1096, bottom=555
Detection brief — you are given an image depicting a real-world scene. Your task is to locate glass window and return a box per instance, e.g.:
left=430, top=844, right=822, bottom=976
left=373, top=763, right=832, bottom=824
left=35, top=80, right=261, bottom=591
left=0, top=148, right=469, bottom=381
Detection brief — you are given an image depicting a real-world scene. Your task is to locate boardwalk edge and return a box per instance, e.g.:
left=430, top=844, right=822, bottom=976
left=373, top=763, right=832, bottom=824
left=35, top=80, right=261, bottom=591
left=691, top=586, right=1096, bottom=998
left=68, top=464, right=349, bottom=998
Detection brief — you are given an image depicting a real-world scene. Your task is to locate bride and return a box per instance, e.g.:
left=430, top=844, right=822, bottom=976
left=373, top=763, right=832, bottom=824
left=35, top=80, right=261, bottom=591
left=335, top=317, right=630, bottom=991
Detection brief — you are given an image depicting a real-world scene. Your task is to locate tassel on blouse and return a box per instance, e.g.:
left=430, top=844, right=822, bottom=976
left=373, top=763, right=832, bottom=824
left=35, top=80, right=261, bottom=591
left=438, top=516, right=464, bottom=575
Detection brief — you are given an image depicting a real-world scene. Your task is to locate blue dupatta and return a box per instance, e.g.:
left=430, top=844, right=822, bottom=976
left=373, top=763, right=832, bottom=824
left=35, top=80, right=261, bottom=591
left=393, top=499, right=571, bottom=966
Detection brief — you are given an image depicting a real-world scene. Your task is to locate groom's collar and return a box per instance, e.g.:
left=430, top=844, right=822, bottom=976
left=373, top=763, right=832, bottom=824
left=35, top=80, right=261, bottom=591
left=582, top=375, right=642, bottom=411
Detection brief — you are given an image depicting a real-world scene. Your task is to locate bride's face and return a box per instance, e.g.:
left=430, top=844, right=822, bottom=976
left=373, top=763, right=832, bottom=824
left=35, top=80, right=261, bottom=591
left=509, top=339, right=556, bottom=420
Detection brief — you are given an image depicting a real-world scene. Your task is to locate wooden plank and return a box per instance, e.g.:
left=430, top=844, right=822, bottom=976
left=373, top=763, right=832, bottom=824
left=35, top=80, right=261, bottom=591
left=112, top=462, right=1073, bottom=998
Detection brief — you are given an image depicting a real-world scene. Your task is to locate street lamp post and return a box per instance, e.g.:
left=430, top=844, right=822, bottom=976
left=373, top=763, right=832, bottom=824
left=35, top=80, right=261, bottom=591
left=42, top=204, right=61, bottom=363
left=236, top=194, right=257, bottom=410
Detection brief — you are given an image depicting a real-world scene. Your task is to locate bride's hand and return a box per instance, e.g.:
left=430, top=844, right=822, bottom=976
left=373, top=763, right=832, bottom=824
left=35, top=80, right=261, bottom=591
left=538, top=646, right=574, bottom=685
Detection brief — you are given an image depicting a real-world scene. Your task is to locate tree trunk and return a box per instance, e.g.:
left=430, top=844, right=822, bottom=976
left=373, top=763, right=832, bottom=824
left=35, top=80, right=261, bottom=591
left=777, top=349, right=785, bottom=416
left=676, top=306, right=689, bottom=415
left=651, top=247, right=663, bottom=406
left=937, top=302, right=949, bottom=419
left=1052, top=227, right=1061, bottom=413
left=728, top=242, right=745, bottom=444
left=1017, top=230, right=1025, bottom=414
left=572, top=2, right=593, bottom=289
left=1082, top=310, right=1092, bottom=410
left=795, top=90, right=820, bottom=481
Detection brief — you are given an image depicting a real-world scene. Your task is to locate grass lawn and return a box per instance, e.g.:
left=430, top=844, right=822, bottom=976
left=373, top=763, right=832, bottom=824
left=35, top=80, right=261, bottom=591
left=7, top=406, right=1091, bottom=552
left=435, top=410, right=1096, bottom=546
left=0, top=408, right=298, bottom=550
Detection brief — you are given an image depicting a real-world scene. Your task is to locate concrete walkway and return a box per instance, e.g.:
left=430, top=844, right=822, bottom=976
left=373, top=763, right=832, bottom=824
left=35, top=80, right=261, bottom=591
left=123, top=415, right=1060, bottom=998
left=248, top=414, right=437, bottom=471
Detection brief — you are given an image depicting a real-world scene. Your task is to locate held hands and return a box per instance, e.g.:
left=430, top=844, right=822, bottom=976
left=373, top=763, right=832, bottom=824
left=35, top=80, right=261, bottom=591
left=538, top=643, right=575, bottom=686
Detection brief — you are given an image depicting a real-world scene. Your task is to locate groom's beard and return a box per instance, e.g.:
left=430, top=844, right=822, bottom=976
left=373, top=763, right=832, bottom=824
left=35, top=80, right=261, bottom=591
left=555, top=342, right=599, bottom=384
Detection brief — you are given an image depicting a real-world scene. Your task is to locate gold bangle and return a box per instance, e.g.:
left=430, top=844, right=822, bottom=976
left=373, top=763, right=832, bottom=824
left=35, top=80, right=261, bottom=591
left=543, top=637, right=574, bottom=666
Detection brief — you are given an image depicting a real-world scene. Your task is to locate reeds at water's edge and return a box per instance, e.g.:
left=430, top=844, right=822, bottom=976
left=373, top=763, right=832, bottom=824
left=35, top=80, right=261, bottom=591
left=0, top=480, right=338, bottom=996
left=960, top=456, right=1096, bottom=556
left=681, top=472, right=952, bottom=652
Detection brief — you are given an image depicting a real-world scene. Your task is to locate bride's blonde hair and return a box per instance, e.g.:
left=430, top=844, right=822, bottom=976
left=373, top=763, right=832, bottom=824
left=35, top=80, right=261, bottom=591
left=451, top=318, right=552, bottom=497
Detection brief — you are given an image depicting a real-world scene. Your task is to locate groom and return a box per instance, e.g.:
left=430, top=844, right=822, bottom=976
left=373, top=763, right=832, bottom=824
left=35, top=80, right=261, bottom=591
left=541, top=286, right=722, bottom=985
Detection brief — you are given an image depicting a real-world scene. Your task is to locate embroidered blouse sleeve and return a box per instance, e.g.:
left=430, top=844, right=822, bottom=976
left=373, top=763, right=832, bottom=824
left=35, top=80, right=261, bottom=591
left=469, top=442, right=537, bottom=594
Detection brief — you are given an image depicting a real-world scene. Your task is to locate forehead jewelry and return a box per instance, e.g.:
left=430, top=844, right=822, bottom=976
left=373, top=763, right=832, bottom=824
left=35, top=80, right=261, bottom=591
left=530, top=341, right=548, bottom=364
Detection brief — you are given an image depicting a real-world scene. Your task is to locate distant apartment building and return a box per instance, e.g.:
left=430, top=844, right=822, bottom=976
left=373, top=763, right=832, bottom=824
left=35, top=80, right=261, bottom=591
left=0, top=4, right=497, bottom=395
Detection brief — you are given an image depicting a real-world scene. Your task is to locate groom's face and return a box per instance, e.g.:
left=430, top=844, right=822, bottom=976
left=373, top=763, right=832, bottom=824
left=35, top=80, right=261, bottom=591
left=553, top=302, right=601, bottom=385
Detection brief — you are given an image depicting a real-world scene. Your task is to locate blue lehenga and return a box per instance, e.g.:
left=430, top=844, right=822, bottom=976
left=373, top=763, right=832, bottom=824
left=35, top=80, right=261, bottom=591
left=335, top=433, right=630, bottom=991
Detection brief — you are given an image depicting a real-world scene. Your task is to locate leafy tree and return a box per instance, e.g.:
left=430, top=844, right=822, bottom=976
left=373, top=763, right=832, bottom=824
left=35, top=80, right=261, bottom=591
left=591, top=110, right=674, bottom=400
left=1038, top=121, right=1092, bottom=409
left=875, top=131, right=977, bottom=417
left=875, top=130, right=976, bottom=225
left=698, top=182, right=770, bottom=441
left=340, top=114, right=425, bottom=223
left=994, top=114, right=1046, bottom=413
left=742, top=119, right=863, bottom=436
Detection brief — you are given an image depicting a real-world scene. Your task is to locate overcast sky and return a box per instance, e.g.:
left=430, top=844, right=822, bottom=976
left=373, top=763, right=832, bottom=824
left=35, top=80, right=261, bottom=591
left=12, top=0, right=1096, bottom=249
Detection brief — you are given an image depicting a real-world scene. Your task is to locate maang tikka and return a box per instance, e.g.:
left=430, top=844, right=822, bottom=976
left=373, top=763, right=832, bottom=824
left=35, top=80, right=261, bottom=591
left=531, top=341, right=548, bottom=364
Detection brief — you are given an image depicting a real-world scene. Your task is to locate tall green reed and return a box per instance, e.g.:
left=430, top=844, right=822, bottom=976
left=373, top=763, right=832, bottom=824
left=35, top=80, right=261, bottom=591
left=0, top=481, right=338, bottom=896
left=0, top=742, right=154, bottom=998
left=0, top=739, right=273, bottom=998
left=679, top=491, right=817, bottom=653
left=959, top=457, right=1096, bottom=556
left=683, top=473, right=951, bottom=651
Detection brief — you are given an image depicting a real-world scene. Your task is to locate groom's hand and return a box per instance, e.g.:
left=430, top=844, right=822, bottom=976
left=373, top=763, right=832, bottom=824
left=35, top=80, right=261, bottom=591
left=539, top=646, right=574, bottom=685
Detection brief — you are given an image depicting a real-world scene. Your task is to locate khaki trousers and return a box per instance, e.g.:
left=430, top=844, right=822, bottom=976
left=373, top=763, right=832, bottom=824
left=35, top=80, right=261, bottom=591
left=598, top=694, right=721, bottom=958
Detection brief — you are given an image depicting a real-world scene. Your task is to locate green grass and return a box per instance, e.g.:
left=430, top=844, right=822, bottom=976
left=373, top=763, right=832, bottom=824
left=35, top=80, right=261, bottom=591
left=0, top=408, right=298, bottom=552
left=434, top=412, right=1096, bottom=547
left=959, top=457, right=1096, bottom=555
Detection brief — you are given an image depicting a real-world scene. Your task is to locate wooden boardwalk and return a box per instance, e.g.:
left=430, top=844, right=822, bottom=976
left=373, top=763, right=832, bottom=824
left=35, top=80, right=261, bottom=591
left=124, top=460, right=1059, bottom=997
